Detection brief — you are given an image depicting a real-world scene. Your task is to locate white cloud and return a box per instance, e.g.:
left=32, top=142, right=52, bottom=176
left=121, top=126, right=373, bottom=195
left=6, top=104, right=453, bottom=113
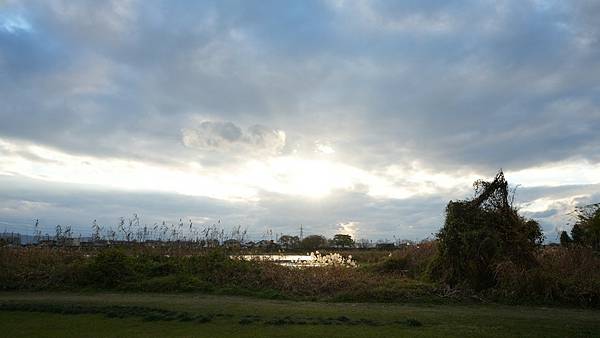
left=336, top=221, right=359, bottom=238
left=315, top=141, right=335, bottom=155
left=506, top=161, right=600, bottom=187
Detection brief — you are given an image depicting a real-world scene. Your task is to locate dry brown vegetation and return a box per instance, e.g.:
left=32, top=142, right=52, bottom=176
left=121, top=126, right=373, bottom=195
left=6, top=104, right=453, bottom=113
left=1, top=242, right=599, bottom=307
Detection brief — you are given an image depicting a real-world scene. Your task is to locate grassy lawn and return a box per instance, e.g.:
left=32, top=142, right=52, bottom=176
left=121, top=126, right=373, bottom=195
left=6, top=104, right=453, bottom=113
left=0, top=292, right=599, bottom=337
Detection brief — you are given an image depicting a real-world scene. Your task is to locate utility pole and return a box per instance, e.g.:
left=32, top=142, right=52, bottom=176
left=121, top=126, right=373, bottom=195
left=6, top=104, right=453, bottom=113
left=299, top=224, right=303, bottom=240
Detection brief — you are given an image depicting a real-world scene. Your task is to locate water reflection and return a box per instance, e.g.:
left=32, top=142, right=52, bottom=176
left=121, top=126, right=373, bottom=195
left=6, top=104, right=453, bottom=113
left=233, top=252, right=357, bottom=268
left=234, top=254, right=320, bottom=267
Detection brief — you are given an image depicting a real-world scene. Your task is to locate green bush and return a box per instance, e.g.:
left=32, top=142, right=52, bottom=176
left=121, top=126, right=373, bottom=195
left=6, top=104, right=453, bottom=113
left=83, top=249, right=134, bottom=288
left=374, top=256, right=409, bottom=273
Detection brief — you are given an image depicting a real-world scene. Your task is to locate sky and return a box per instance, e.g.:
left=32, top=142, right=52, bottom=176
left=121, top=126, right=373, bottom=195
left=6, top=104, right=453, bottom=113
left=1, top=0, right=599, bottom=242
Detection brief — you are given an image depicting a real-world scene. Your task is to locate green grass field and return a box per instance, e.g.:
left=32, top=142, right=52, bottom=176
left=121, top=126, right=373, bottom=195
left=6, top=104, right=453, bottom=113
left=1, top=292, right=599, bottom=337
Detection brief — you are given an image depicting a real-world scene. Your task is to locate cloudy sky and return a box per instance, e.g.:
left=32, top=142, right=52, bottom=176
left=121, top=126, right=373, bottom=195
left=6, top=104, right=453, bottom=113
left=1, top=0, right=599, bottom=241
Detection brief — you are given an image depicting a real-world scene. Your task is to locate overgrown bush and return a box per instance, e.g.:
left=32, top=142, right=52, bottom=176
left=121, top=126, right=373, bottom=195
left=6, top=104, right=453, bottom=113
left=429, top=171, right=544, bottom=290
left=372, top=242, right=436, bottom=279
left=84, top=249, right=134, bottom=288
left=494, top=246, right=600, bottom=307
left=0, top=247, right=85, bottom=290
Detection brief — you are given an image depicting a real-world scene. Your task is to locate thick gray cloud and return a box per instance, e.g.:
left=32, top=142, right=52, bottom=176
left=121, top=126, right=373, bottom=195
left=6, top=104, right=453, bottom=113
left=1, top=1, right=599, bottom=240
left=1, top=0, right=596, bottom=169
left=182, top=121, right=286, bottom=157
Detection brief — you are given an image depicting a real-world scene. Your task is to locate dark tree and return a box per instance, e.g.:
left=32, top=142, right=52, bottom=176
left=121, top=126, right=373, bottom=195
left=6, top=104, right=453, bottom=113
left=278, top=235, right=300, bottom=249
left=571, top=224, right=586, bottom=245
left=559, top=231, right=571, bottom=247
left=300, top=235, right=328, bottom=250
left=331, top=234, right=354, bottom=248
left=429, top=170, right=544, bottom=290
left=570, top=203, right=600, bottom=251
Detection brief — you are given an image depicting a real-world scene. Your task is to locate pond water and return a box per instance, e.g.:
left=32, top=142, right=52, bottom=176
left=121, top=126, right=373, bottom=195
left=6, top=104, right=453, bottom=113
left=233, top=254, right=319, bottom=267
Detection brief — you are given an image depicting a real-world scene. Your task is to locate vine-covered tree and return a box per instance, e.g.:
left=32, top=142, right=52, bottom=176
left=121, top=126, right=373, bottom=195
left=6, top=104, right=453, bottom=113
left=429, top=170, right=544, bottom=290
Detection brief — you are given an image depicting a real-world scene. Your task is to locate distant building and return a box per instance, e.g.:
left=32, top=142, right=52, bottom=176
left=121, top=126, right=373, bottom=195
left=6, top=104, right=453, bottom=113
left=257, top=240, right=279, bottom=250
left=242, top=241, right=256, bottom=249
left=223, top=239, right=241, bottom=248
left=64, top=238, right=81, bottom=247
left=39, top=239, right=56, bottom=246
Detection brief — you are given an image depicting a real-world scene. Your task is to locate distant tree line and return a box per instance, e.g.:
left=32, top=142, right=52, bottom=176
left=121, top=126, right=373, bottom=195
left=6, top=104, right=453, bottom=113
left=16, top=214, right=375, bottom=250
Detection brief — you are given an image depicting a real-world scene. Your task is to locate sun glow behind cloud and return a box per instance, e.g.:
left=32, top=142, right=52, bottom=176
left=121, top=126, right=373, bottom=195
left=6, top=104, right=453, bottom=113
left=0, top=137, right=474, bottom=202
left=2, top=136, right=600, bottom=221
